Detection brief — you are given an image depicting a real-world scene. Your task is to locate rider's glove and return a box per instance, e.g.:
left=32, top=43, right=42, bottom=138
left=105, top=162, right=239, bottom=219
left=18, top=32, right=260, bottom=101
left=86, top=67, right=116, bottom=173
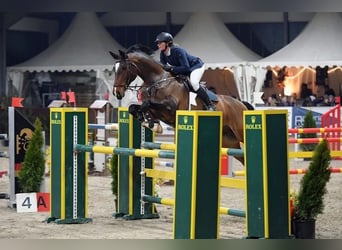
left=163, top=64, right=173, bottom=72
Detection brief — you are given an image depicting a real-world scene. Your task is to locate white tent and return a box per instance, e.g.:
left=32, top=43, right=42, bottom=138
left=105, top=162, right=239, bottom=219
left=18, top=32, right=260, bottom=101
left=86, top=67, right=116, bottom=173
left=6, top=12, right=140, bottom=107
left=175, top=12, right=261, bottom=101
left=174, top=12, right=260, bottom=65
left=8, top=12, right=123, bottom=72
left=154, top=12, right=261, bottom=101
left=250, top=12, right=342, bottom=102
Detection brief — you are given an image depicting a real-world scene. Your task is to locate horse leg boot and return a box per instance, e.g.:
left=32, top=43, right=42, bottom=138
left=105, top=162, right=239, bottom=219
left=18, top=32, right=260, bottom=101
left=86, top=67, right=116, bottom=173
left=143, top=112, right=155, bottom=128
left=196, top=86, right=216, bottom=111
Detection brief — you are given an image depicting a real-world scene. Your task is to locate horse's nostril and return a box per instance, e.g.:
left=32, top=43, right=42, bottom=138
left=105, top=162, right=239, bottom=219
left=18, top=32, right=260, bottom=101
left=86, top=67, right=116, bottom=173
left=116, top=92, right=122, bottom=100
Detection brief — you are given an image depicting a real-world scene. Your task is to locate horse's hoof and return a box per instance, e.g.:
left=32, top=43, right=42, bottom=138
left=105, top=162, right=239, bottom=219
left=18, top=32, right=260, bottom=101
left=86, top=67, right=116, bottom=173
left=141, top=101, right=150, bottom=112
left=137, top=116, right=145, bottom=123
left=128, top=105, right=138, bottom=113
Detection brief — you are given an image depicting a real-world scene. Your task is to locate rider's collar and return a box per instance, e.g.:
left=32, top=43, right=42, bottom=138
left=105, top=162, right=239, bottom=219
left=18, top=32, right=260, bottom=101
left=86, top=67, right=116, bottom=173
left=164, top=47, right=171, bottom=56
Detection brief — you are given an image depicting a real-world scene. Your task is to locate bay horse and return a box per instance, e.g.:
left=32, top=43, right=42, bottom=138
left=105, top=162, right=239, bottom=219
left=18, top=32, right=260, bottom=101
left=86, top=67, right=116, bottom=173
left=109, top=45, right=253, bottom=164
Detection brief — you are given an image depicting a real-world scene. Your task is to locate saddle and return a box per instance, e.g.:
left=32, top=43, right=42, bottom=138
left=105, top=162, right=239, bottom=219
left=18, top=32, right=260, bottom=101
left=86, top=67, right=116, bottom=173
left=175, top=75, right=218, bottom=102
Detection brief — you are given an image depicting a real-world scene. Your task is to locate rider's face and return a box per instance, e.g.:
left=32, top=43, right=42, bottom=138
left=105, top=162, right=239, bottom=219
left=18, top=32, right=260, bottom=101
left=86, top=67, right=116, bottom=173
left=157, top=42, right=167, bottom=51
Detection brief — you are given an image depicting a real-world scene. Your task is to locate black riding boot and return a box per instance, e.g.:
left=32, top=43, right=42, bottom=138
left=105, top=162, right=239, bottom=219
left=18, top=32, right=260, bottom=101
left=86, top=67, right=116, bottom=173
left=196, top=87, right=216, bottom=111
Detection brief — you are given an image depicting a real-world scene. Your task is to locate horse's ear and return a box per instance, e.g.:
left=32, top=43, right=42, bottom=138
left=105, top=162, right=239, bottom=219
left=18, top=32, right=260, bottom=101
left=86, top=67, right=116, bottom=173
left=119, top=49, right=128, bottom=59
left=109, top=51, right=120, bottom=60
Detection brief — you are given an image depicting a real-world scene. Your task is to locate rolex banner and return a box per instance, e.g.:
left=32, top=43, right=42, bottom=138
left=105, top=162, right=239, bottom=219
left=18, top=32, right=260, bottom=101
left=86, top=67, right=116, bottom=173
left=9, top=107, right=35, bottom=207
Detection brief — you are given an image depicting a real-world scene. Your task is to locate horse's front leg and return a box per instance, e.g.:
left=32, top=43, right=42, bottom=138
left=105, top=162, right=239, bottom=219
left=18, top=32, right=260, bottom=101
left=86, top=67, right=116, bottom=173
left=140, top=111, right=163, bottom=133
left=128, top=104, right=144, bottom=122
left=128, top=103, right=162, bottom=133
left=129, top=102, right=155, bottom=126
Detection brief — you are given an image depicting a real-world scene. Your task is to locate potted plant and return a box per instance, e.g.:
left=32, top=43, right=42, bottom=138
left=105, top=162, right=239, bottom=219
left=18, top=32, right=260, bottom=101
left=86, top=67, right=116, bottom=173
left=110, top=152, right=118, bottom=212
left=292, top=139, right=331, bottom=239
left=289, top=189, right=298, bottom=219
left=300, top=110, right=318, bottom=154
left=18, top=117, right=45, bottom=192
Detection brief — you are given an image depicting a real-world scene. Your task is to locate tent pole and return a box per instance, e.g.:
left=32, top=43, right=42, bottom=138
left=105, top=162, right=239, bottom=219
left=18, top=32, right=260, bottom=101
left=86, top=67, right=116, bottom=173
left=0, top=13, right=6, bottom=96
left=283, top=12, right=289, bottom=46
left=166, top=12, right=172, bottom=33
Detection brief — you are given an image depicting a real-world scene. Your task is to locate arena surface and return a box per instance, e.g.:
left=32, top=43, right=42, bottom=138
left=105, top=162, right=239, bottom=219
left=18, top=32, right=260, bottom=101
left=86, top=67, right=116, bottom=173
left=0, top=145, right=341, bottom=239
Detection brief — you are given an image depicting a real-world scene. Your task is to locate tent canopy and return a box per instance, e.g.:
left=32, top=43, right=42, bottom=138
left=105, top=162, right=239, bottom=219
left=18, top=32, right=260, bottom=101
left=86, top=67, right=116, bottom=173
left=174, top=12, right=261, bottom=67
left=255, top=13, right=342, bottom=67
left=248, top=13, right=342, bottom=103
left=6, top=12, right=129, bottom=107
left=170, top=12, right=261, bottom=100
left=7, top=12, right=123, bottom=72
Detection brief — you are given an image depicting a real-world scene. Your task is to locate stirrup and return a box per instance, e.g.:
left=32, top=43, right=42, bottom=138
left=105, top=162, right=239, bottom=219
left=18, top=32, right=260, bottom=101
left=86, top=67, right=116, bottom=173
left=205, top=103, right=216, bottom=111
left=207, top=105, right=216, bottom=111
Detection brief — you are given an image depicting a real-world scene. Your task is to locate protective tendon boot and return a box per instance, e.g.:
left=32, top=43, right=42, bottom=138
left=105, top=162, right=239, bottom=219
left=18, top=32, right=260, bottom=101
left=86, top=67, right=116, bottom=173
left=197, top=87, right=216, bottom=111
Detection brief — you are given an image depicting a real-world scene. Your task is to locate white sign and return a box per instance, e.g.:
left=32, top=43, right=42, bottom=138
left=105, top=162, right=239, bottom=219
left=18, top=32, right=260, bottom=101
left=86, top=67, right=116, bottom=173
left=16, top=193, right=38, bottom=213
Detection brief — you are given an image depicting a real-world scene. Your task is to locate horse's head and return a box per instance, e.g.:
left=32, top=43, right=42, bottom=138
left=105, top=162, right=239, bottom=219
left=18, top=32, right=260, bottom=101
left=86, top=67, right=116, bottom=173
left=109, top=50, right=139, bottom=100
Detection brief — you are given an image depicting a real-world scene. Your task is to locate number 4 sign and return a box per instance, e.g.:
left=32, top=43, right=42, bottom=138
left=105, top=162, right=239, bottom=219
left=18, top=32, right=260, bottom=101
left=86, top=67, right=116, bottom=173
left=16, top=193, right=37, bottom=213
left=16, top=192, right=50, bottom=213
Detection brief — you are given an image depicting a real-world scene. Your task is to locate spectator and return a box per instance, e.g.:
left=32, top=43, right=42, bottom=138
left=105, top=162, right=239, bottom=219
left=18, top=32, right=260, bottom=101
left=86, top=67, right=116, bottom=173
left=266, top=94, right=278, bottom=106
left=300, top=83, right=313, bottom=99
left=324, top=85, right=335, bottom=97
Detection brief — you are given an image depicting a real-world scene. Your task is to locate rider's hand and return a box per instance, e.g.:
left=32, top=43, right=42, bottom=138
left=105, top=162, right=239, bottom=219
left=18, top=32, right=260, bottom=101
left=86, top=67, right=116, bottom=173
left=163, top=64, right=173, bottom=72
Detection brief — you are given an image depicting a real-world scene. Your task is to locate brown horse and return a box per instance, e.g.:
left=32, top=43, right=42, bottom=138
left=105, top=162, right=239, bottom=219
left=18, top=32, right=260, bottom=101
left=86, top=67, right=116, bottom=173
left=109, top=45, right=253, bottom=164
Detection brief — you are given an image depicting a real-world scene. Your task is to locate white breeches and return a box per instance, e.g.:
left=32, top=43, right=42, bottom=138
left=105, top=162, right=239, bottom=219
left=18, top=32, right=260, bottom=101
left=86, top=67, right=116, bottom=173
left=190, top=64, right=205, bottom=91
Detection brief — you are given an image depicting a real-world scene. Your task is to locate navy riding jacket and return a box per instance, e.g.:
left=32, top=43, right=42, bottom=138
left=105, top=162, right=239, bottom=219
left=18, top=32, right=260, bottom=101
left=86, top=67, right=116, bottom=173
left=160, top=45, right=204, bottom=76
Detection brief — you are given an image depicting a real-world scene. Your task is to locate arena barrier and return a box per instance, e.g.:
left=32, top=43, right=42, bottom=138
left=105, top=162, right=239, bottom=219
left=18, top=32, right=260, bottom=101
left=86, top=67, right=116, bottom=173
left=288, top=126, right=342, bottom=158
left=48, top=107, right=292, bottom=239
left=234, top=167, right=342, bottom=177
left=288, top=168, right=342, bottom=175
left=321, top=103, right=341, bottom=151
left=284, top=126, right=342, bottom=159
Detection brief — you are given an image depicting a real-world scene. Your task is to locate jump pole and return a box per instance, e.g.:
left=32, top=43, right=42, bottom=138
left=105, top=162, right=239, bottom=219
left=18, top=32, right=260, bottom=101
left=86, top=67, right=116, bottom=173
left=244, top=109, right=291, bottom=238
left=47, top=107, right=91, bottom=224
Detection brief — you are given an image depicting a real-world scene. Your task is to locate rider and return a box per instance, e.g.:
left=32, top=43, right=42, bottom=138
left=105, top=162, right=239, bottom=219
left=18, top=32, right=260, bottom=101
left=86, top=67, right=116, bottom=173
left=155, top=32, right=216, bottom=111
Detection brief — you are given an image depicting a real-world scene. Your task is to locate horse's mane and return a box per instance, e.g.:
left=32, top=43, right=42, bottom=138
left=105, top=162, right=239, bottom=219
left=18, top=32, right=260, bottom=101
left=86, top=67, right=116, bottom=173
left=126, top=44, right=155, bottom=56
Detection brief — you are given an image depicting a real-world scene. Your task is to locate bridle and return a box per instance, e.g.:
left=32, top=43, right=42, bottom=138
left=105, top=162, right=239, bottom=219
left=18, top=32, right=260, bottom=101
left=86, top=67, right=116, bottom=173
left=114, top=57, right=176, bottom=93
left=113, top=59, right=141, bottom=91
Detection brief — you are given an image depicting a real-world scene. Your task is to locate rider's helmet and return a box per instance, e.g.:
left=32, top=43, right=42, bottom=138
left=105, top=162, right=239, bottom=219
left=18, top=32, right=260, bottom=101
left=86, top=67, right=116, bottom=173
left=155, top=32, right=173, bottom=45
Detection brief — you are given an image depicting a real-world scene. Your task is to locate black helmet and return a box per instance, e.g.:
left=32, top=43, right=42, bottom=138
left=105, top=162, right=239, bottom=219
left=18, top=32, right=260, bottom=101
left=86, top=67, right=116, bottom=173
left=155, top=32, right=173, bottom=43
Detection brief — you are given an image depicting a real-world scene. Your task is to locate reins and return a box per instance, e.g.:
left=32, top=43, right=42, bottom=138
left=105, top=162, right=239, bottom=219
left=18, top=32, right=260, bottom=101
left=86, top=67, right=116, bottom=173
left=120, top=76, right=177, bottom=96
left=115, top=58, right=176, bottom=92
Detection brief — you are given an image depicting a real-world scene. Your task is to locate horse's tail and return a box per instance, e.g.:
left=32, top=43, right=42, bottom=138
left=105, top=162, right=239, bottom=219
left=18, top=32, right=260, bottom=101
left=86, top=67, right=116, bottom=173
left=241, top=101, right=254, bottom=110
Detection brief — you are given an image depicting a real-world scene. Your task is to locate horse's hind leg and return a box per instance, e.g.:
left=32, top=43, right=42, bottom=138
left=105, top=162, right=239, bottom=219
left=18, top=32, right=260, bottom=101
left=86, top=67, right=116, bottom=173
left=222, top=137, right=244, bottom=165
left=222, top=126, right=244, bottom=166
